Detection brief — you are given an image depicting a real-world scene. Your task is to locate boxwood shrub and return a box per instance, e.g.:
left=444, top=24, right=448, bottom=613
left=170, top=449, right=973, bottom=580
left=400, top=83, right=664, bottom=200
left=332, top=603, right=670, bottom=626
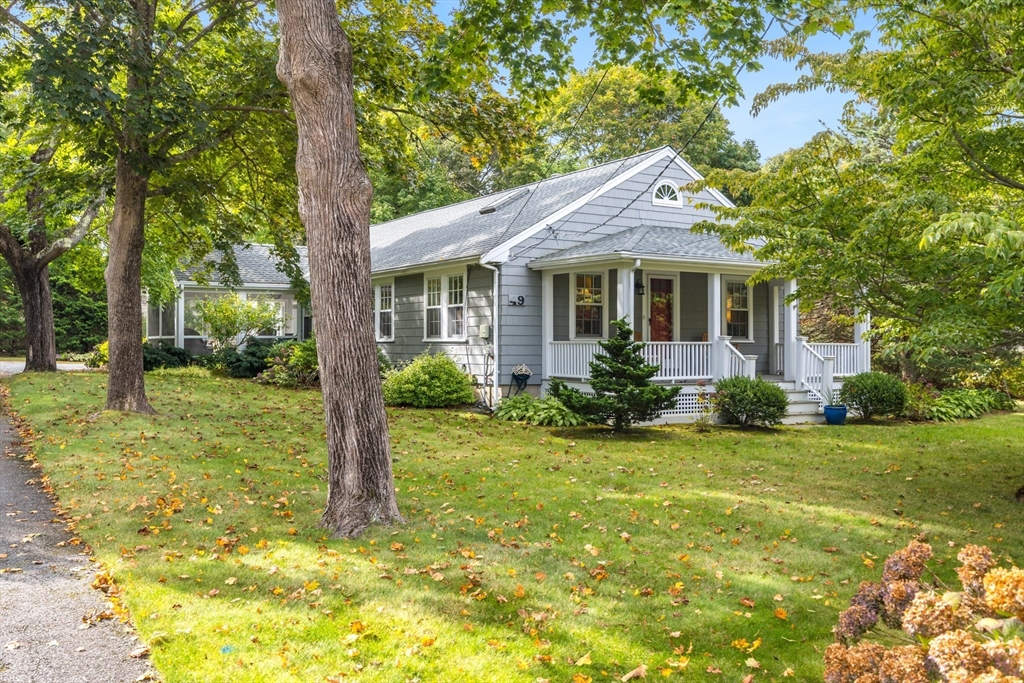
left=839, top=371, right=908, bottom=419
left=713, top=376, right=789, bottom=427
left=382, top=351, right=475, bottom=408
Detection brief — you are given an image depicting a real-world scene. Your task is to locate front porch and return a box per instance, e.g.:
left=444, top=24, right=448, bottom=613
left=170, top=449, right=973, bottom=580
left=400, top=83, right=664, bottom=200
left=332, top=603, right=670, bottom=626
left=533, top=255, right=871, bottom=421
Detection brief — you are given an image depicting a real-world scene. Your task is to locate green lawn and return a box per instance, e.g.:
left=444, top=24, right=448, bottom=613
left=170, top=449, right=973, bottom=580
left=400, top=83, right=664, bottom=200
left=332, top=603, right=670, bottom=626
left=6, top=372, right=1022, bottom=683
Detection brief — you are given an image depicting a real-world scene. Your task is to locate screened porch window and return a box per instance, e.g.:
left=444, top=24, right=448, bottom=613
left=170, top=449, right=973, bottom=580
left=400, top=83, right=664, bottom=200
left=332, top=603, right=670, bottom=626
left=725, top=280, right=750, bottom=339
left=574, top=273, right=603, bottom=337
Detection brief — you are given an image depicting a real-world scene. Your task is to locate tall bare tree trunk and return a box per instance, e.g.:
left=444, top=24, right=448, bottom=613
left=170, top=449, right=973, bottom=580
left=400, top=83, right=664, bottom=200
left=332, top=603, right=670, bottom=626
left=18, top=264, right=57, bottom=371
left=275, top=0, right=401, bottom=537
left=104, top=153, right=152, bottom=413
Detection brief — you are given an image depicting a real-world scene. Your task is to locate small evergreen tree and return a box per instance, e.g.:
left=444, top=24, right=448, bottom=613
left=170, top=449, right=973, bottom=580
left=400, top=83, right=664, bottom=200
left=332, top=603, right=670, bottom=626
left=550, top=318, right=681, bottom=431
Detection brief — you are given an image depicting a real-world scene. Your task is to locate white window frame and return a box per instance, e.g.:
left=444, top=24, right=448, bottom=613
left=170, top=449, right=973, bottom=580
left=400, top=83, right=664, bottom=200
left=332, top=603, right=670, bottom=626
left=423, top=269, right=467, bottom=342
left=569, top=270, right=608, bottom=340
left=722, top=277, right=755, bottom=343
left=652, top=181, right=681, bottom=206
left=374, top=280, right=394, bottom=342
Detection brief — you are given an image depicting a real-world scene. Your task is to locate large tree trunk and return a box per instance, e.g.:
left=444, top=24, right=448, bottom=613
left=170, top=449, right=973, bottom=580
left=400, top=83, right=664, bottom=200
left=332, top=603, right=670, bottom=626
left=276, top=0, right=401, bottom=537
left=104, top=153, right=152, bottom=413
left=18, top=264, right=57, bottom=372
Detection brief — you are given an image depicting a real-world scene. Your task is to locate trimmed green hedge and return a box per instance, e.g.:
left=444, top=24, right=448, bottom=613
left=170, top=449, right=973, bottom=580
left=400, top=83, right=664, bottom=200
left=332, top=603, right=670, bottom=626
left=382, top=352, right=475, bottom=408
left=840, top=372, right=907, bottom=419
left=713, top=376, right=789, bottom=427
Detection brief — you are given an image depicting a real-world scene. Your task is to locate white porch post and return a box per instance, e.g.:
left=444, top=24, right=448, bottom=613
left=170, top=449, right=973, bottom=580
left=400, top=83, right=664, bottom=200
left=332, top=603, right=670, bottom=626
left=743, top=354, right=757, bottom=379
left=783, top=279, right=799, bottom=381
left=822, top=355, right=835, bottom=402
left=174, top=285, right=185, bottom=348
left=854, top=310, right=871, bottom=373
left=708, top=273, right=722, bottom=380
left=794, top=335, right=808, bottom=389
left=541, top=271, right=553, bottom=385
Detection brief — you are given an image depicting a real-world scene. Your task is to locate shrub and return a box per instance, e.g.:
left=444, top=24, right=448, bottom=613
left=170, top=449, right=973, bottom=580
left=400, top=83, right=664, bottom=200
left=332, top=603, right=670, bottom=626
left=142, top=342, right=193, bottom=371
left=548, top=319, right=681, bottom=431
left=216, top=339, right=276, bottom=379
left=493, top=394, right=586, bottom=427
left=712, top=376, right=789, bottom=427
left=960, top=357, right=1024, bottom=399
left=377, top=347, right=393, bottom=379
left=258, top=338, right=319, bottom=388
left=148, top=366, right=212, bottom=379
left=839, top=371, right=908, bottom=419
left=191, top=294, right=281, bottom=350
left=85, top=340, right=109, bottom=368
left=382, top=352, right=475, bottom=408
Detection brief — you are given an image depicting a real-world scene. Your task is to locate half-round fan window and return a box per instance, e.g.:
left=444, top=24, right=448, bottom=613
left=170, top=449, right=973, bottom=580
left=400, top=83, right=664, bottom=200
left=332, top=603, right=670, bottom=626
left=653, top=182, right=680, bottom=204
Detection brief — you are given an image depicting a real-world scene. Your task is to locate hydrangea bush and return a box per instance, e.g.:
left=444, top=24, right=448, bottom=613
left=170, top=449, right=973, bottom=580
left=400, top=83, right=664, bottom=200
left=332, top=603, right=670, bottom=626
left=825, top=540, right=1024, bottom=683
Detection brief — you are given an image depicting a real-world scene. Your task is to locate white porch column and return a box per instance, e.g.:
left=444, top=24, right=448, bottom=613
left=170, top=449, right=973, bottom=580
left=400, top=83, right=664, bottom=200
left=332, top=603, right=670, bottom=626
left=783, top=279, right=799, bottom=381
left=541, top=271, right=553, bottom=383
left=617, top=266, right=633, bottom=326
left=708, top=273, right=722, bottom=380
left=854, top=310, right=871, bottom=373
left=174, top=285, right=185, bottom=348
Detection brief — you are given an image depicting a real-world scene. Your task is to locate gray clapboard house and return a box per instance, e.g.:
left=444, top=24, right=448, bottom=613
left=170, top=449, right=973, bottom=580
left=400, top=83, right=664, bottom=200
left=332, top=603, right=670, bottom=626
left=147, top=146, right=871, bottom=422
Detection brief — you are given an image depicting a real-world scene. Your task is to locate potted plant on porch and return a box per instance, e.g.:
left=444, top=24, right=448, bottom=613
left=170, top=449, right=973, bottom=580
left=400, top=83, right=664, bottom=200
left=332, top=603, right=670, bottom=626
left=823, top=389, right=847, bottom=426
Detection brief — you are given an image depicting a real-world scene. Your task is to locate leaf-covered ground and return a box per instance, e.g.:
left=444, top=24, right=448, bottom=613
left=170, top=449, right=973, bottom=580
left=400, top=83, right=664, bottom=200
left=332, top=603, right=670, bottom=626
left=6, top=372, right=1023, bottom=683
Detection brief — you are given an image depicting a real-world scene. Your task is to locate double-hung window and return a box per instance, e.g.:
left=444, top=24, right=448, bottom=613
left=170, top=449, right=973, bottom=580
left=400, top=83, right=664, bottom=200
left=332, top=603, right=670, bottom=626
left=574, top=272, right=604, bottom=337
left=424, top=271, right=466, bottom=341
left=374, top=281, right=394, bottom=341
left=725, top=280, right=751, bottom=340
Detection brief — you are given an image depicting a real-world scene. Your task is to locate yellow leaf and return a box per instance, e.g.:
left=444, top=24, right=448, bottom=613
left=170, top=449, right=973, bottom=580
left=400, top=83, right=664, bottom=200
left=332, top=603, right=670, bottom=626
left=621, top=664, right=647, bottom=681
left=224, top=577, right=237, bottom=585
left=775, top=607, right=788, bottom=620
left=745, top=657, right=760, bottom=669
left=572, top=675, right=592, bottom=683
left=350, top=620, right=366, bottom=634
left=304, top=580, right=320, bottom=592
left=783, top=668, right=795, bottom=677
left=575, top=652, right=592, bottom=666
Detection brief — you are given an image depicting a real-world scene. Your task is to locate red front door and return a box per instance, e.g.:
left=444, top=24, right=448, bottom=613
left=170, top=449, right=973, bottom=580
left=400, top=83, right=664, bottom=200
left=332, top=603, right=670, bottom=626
left=649, top=277, right=674, bottom=342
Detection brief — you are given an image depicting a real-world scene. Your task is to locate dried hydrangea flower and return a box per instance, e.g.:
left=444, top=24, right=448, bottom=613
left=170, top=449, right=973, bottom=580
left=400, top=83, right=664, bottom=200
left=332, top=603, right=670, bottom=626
left=970, top=670, right=1024, bottom=683
left=957, top=545, right=996, bottom=596
left=882, top=580, right=919, bottom=628
left=901, top=591, right=971, bottom=638
left=851, top=581, right=886, bottom=612
left=878, top=645, right=928, bottom=683
left=928, top=629, right=990, bottom=677
left=984, top=567, right=1024, bottom=620
left=825, top=643, right=855, bottom=683
left=853, top=675, right=882, bottom=683
left=983, top=637, right=1024, bottom=678
left=882, top=540, right=933, bottom=584
left=837, top=604, right=880, bottom=642
left=825, top=642, right=887, bottom=683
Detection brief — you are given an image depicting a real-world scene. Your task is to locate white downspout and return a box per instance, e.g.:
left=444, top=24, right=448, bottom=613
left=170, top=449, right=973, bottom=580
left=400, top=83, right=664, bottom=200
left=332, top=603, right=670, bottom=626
left=481, top=262, right=500, bottom=407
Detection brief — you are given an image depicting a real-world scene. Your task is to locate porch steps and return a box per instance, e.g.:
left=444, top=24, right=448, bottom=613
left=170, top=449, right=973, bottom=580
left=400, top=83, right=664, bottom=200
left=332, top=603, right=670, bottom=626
left=780, top=388, right=825, bottom=425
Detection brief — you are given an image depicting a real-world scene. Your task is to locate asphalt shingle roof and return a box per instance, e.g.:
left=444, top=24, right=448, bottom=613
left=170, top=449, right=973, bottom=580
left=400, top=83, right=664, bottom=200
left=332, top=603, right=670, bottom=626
left=528, top=225, right=760, bottom=266
left=367, top=148, right=664, bottom=272
left=176, top=244, right=308, bottom=286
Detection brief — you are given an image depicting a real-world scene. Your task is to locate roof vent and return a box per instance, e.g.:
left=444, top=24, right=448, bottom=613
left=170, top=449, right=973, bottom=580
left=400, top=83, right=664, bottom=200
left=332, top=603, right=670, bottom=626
left=479, top=188, right=530, bottom=215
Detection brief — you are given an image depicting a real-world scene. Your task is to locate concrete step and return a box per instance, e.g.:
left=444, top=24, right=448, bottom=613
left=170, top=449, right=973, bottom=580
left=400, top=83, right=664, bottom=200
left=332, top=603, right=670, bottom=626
left=781, top=412, right=826, bottom=425
left=788, top=400, right=823, bottom=416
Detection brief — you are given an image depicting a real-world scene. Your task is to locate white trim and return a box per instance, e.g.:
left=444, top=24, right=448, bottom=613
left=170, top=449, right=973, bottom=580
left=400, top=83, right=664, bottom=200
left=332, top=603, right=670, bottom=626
left=667, top=150, right=736, bottom=209
left=652, top=181, right=681, bottom=206
left=722, top=276, right=755, bottom=343
left=528, top=252, right=764, bottom=273
left=568, top=269, right=609, bottom=340
left=373, top=279, right=395, bottom=342
left=422, top=267, right=468, bottom=342
left=480, top=148, right=679, bottom=264
left=541, top=271, right=553, bottom=380
left=644, top=272, right=680, bottom=342
left=371, top=256, right=480, bottom=279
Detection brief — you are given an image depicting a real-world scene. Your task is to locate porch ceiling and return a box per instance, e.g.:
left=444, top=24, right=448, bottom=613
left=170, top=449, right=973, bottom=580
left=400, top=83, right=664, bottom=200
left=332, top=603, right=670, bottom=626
left=527, top=225, right=763, bottom=271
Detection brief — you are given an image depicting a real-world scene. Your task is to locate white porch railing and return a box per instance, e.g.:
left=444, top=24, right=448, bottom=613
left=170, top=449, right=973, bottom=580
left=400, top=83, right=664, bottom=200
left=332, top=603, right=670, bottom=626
left=797, top=338, right=835, bottom=405
left=549, top=341, right=713, bottom=381
left=774, top=342, right=785, bottom=375
left=725, top=340, right=748, bottom=378
left=809, top=343, right=858, bottom=376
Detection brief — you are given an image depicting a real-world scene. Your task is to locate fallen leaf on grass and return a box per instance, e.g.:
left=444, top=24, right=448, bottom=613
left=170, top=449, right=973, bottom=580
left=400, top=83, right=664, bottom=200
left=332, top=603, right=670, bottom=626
left=129, top=645, right=150, bottom=658
left=575, top=652, right=592, bottom=666
left=621, top=664, right=647, bottom=680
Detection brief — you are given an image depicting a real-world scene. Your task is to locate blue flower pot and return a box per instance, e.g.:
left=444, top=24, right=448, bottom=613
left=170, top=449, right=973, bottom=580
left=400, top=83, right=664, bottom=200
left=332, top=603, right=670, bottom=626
left=824, top=405, right=847, bottom=425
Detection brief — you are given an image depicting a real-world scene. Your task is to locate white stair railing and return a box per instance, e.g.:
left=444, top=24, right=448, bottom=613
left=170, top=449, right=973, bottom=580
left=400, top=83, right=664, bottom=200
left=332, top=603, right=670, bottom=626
left=797, top=337, right=834, bottom=405
left=809, top=343, right=858, bottom=376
